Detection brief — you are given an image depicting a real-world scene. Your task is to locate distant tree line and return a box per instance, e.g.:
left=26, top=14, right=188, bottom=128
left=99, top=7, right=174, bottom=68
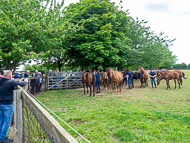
left=172, top=63, right=190, bottom=69
left=0, top=0, right=176, bottom=72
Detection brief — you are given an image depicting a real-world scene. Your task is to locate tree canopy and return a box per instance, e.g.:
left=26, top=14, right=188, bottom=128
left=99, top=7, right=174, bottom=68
left=0, top=0, right=177, bottom=72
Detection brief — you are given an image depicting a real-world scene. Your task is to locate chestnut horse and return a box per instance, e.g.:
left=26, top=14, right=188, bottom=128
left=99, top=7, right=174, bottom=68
left=102, top=72, right=109, bottom=91
left=82, top=72, right=95, bottom=96
left=156, top=70, right=187, bottom=87
left=108, top=69, right=123, bottom=94
left=157, top=72, right=180, bottom=90
left=138, top=66, right=148, bottom=87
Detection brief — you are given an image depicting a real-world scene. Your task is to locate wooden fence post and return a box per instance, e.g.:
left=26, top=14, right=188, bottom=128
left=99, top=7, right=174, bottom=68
left=13, top=90, right=23, bottom=143
left=45, top=71, right=47, bottom=92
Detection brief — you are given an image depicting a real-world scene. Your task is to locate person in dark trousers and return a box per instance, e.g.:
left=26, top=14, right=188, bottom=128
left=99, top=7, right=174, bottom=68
left=38, top=72, right=43, bottom=92
left=127, top=69, right=133, bottom=89
left=96, top=70, right=101, bottom=93
left=35, top=70, right=40, bottom=94
left=150, top=69, right=157, bottom=88
left=0, top=70, right=27, bottom=143
left=30, top=73, right=36, bottom=94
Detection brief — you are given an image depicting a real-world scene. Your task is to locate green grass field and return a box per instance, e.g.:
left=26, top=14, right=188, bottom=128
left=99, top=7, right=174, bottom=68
left=37, top=70, right=190, bottom=143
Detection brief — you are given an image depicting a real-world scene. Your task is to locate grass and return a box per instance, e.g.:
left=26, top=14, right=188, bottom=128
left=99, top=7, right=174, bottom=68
left=37, top=70, right=190, bottom=143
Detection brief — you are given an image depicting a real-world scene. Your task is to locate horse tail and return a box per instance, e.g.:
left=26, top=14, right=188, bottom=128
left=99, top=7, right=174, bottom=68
left=183, top=72, right=187, bottom=79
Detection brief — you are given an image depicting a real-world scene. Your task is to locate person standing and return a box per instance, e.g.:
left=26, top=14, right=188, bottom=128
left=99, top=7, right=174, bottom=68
left=150, top=69, right=157, bottom=88
left=38, top=72, right=43, bottom=92
left=96, top=70, right=101, bottom=93
left=30, top=73, right=36, bottom=94
left=35, top=70, right=40, bottom=93
left=127, top=69, right=133, bottom=89
left=24, top=70, right=30, bottom=78
left=0, top=70, right=27, bottom=143
left=23, top=70, right=30, bottom=91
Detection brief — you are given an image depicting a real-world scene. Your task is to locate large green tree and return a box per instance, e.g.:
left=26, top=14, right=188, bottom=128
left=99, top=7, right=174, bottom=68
left=0, top=0, right=65, bottom=72
left=62, top=0, right=131, bottom=70
left=126, top=17, right=176, bottom=69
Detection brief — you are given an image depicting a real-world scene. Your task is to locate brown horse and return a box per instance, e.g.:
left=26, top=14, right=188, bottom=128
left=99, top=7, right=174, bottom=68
left=156, top=70, right=187, bottom=87
left=82, top=72, right=95, bottom=96
left=157, top=72, right=180, bottom=90
left=108, top=69, right=123, bottom=94
left=138, top=66, right=148, bottom=87
left=102, top=72, right=109, bottom=91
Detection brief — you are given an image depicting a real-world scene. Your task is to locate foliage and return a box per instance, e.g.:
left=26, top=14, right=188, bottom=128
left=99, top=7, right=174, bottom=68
left=62, top=0, right=131, bottom=69
left=126, top=17, right=176, bottom=69
left=0, top=0, right=178, bottom=72
left=25, top=64, right=47, bottom=73
left=173, top=63, right=189, bottom=69
left=37, top=70, right=190, bottom=142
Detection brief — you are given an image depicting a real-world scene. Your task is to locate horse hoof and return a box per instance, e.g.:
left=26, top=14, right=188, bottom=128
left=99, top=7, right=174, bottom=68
left=112, top=93, right=114, bottom=95
left=118, top=93, right=119, bottom=95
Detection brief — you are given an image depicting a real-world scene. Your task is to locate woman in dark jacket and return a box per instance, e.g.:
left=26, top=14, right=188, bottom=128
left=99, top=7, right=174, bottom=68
left=30, top=73, right=36, bottom=94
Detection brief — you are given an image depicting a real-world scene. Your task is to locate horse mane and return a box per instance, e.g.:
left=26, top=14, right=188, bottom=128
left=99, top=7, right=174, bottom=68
left=158, top=73, right=167, bottom=80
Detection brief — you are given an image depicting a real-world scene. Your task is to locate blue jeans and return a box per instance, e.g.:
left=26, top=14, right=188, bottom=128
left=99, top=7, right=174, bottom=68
left=128, top=79, right=132, bottom=89
left=96, top=82, right=101, bottom=92
left=151, top=78, right=156, bottom=87
left=122, top=77, right=127, bottom=86
left=0, top=104, right=14, bottom=139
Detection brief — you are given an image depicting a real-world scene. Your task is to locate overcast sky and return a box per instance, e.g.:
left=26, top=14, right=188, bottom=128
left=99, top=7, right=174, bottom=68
left=62, top=0, right=190, bottom=65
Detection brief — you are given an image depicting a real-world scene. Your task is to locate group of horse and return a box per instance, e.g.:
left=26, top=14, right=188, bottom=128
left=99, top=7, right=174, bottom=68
left=82, top=67, right=187, bottom=96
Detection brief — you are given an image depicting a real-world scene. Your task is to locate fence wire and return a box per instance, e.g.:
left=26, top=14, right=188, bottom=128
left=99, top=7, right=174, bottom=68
left=22, top=95, right=53, bottom=143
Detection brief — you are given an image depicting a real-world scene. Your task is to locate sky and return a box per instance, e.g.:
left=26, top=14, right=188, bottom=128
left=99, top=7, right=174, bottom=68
left=62, top=0, right=190, bottom=65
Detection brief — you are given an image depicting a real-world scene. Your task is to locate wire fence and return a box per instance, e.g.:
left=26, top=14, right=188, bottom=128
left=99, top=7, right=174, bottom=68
left=13, top=86, right=79, bottom=143
left=22, top=97, right=51, bottom=143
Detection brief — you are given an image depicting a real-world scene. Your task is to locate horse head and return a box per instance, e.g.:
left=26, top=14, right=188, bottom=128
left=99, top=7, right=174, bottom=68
left=156, top=71, right=160, bottom=78
left=108, top=69, right=114, bottom=78
left=157, top=79, right=160, bottom=86
left=138, top=66, right=142, bottom=72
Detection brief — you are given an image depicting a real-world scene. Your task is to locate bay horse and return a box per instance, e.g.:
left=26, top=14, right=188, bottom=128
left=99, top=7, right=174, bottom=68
left=156, top=70, right=187, bottom=87
left=133, top=72, right=144, bottom=88
left=157, top=72, right=180, bottom=90
left=108, top=69, right=123, bottom=94
left=82, top=72, right=95, bottom=96
left=102, top=72, right=109, bottom=91
left=138, top=66, right=148, bottom=87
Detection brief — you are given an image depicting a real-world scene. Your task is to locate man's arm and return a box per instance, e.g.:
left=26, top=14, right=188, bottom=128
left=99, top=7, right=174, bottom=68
left=11, top=79, right=27, bottom=87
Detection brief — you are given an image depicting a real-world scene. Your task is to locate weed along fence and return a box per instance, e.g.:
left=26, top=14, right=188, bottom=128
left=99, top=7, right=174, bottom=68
left=45, top=71, right=83, bottom=91
left=13, top=85, right=78, bottom=143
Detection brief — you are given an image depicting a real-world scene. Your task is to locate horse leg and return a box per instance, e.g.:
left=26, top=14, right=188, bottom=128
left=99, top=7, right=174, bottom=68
left=83, top=83, right=85, bottom=94
left=106, top=81, right=108, bottom=91
left=174, top=79, right=176, bottom=89
left=89, top=85, right=91, bottom=96
left=112, top=83, right=114, bottom=95
left=120, top=81, right=122, bottom=93
left=144, top=79, right=147, bottom=88
left=180, top=77, right=182, bottom=87
left=86, top=83, right=88, bottom=94
left=104, top=81, right=105, bottom=91
left=117, top=82, right=119, bottom=94
left=132, top=79, right=134, bottom=88
left=178, top=78, right=180, bottom=89
left=168, top=80, right=170, bottom=90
